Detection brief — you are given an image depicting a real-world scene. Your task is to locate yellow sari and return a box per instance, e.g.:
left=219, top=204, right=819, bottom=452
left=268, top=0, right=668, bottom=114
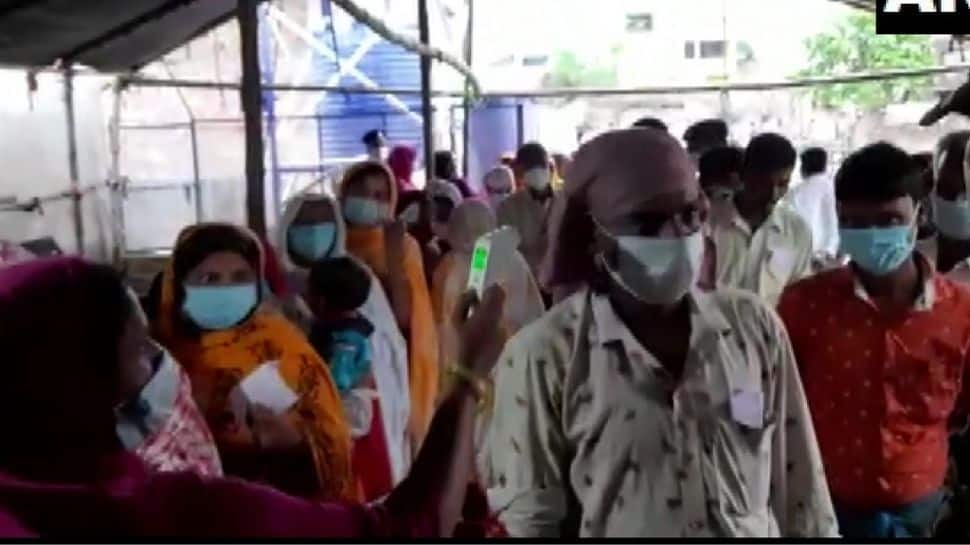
left=153, top=228, right=355, bottom=501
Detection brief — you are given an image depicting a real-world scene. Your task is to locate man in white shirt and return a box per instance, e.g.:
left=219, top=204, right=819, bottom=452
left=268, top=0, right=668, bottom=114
left=710, top=133, right=813, bottom=306
left=787, top=147, right=839, bottom=261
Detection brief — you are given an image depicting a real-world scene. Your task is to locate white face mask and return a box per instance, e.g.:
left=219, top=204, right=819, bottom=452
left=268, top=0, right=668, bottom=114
left=523, top=168, right=551, bottom=191
left=932, top=193, right=970, bottom=240
left=600, top=230, right=705, bottom=305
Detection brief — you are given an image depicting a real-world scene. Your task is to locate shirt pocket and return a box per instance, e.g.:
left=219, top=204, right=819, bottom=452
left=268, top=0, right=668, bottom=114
left=885, top=336, right=963, bottom=425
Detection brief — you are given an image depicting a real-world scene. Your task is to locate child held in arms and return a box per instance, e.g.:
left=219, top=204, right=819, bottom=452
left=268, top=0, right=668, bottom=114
left=306, top=256, right=392, bottom=501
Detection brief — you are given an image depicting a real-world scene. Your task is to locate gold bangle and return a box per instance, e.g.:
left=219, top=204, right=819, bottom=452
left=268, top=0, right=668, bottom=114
left=448, top=364, right=487, bottom=401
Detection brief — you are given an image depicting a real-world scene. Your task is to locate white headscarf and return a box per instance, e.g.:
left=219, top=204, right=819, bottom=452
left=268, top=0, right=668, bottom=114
left=275, top=191, right=412, bottom=483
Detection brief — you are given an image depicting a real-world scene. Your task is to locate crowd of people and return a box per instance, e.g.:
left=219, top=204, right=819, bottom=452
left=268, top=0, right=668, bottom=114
left=5, top=113, right=970, bottom=538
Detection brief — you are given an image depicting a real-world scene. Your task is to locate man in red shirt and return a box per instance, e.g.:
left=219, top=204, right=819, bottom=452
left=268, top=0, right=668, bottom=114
left=778, top=142, right=970, bottom=538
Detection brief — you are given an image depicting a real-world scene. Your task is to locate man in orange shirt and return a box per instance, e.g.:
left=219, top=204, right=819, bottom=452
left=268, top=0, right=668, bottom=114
left=778, top=142, right=970, bottom=538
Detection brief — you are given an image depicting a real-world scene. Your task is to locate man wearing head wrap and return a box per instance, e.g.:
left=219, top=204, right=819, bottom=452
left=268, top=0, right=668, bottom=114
left=709, top=133, right=812, bottom=306
left=484, top=128, right=836, bottom=538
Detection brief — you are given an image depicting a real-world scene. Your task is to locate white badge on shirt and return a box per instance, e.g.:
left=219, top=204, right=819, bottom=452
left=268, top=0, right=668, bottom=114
left=729, top=389, right=764, bottom=429
left=768, top=248, right=795, bottom=279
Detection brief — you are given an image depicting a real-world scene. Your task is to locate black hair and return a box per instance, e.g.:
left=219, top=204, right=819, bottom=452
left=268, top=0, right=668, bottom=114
left=698, top=146, right=744, bottom=184
left=308, top=257, right=373, bottom=313
left=342, top=161, right=393, bottom=192
left=911, top=151, right=933, bottom=171
left=632, top=117, right=669, bottom=132
left=683, top=119, right=728, bottom=151
left=835, top=142, right=923, bottom=204
left=800, top=147, right=828, bottom=178
left=433, top=150, right=458, bottom=180
left=515, top=142, right=549, bottom=171
left=361, top=129, right=386, bottom=147
left=743, top=133, right=797, bottom=176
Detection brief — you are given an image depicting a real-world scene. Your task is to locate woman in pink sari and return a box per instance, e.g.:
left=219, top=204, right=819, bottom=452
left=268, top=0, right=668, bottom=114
left=0, top=258, right=507, bottom=538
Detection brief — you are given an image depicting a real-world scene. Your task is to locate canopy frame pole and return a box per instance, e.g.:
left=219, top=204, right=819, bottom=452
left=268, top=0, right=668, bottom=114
left=63, top=66, right=85, bottom=255
left=108, top=77, right=127, bottom=266
left=239, top=0, right=267, bottom=236
left=419, top=0, right=434, bottom=182
left=461, top=0, right=473, bottom=176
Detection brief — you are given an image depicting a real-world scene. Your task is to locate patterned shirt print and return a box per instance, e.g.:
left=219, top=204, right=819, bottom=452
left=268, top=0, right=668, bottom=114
left=485, top=288, right=837, bottom=538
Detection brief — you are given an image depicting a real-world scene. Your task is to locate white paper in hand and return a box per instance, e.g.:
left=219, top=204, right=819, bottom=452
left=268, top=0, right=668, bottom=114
left=729, top=389, right=764, bottom=430
left=238, top=361, right=298, bottom=415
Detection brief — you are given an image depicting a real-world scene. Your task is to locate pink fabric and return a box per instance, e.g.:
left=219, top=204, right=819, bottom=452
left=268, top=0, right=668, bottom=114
left=388, top=146, right=417, bottom=193
left=0, top=257, right=497, bottom=538
left=541, top=128, right=697, bottom=288
left=133, top=363, right=223, bottom=478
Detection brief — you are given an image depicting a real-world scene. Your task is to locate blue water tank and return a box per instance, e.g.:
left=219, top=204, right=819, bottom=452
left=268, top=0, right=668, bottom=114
left=467, top=97, right=527, bottom=187
left=313, top=20, right=424, bottom=162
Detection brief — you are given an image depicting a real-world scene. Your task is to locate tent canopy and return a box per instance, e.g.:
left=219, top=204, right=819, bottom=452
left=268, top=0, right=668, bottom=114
left=0, top=0, right=243, bottom=71
left=0, top=0, right=875, bottom=73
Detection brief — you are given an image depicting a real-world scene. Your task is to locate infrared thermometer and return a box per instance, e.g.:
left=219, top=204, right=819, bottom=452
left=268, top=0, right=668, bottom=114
left=467, top=234, right=493, bottom=299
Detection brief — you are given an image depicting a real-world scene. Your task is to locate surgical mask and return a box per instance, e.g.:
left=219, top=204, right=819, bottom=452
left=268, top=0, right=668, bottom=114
left=839, top=225, right=915, bottom=276
left=523, top=168, right=551, bottom=191
left=600, top=229, right=705, bottom=305
left=288, top=223, right=336, bottom=262
left=116, top=348, right=179, bottom=450
left=183, top=283, right=259, bottom=330
left=931, top=193, right=970, bottom=240
left=343, top=197, right=388, bottom=227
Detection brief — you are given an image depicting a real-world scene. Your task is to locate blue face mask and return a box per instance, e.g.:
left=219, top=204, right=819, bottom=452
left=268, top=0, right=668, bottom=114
left=839, top=225, right=915, bottom=276
left=931, top=193, right=970, bottom=240
left=183, top=283, right=259, bottom=330
left=288, top=223, right=337, bottom=262
left=343, top=197, right=388, bottom=227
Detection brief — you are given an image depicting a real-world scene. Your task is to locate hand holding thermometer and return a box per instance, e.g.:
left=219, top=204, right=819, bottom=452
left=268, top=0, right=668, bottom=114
left=465, top=226, right=517, bottom=317
left=467, top=235, right=493, bottom=299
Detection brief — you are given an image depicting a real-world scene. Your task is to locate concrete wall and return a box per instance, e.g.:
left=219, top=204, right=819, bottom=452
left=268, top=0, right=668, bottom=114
left=0, top=69, right=113, bottom=261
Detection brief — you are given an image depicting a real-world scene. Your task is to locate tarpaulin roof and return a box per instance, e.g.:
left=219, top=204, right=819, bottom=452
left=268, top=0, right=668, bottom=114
left=0, top=0, right=875, bottom=73
left=0, top=0, right=246, bottom=71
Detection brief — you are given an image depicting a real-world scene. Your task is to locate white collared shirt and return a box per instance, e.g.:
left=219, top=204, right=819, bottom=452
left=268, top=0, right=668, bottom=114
left=484, top=288, right=837, bottom=538
left=711, top=200, right=814, bottom=306
left=786, top=173, right=840, bottom=258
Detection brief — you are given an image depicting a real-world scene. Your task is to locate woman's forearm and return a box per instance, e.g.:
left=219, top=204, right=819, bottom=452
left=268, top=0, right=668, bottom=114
left=384, top=383, right=479, bottom=537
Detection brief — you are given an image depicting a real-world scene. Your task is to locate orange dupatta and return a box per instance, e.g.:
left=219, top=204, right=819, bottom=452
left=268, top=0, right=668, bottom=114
left=339, top=164, right=440, bottom=449
left=153, top=256, right=355, bottom=501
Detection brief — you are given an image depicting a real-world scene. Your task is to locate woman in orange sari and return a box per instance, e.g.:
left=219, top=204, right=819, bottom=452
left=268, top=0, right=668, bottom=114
left=152, top=223, right=355, bottom=501
left=338, top=162, right=439, bottom=451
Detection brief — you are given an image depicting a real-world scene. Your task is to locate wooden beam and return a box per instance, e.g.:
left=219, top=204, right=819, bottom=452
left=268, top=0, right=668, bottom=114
left=238, top=0, right=266, bottom=236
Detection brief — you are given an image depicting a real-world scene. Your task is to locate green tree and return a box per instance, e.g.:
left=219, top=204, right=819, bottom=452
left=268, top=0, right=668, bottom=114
left=798, top=13, right=935, bottom=111
left=544, top=49, right=619, bottom=89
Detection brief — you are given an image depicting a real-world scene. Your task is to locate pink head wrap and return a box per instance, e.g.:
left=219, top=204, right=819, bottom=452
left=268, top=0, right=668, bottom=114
left=540, top=128, right=697, bottom=289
